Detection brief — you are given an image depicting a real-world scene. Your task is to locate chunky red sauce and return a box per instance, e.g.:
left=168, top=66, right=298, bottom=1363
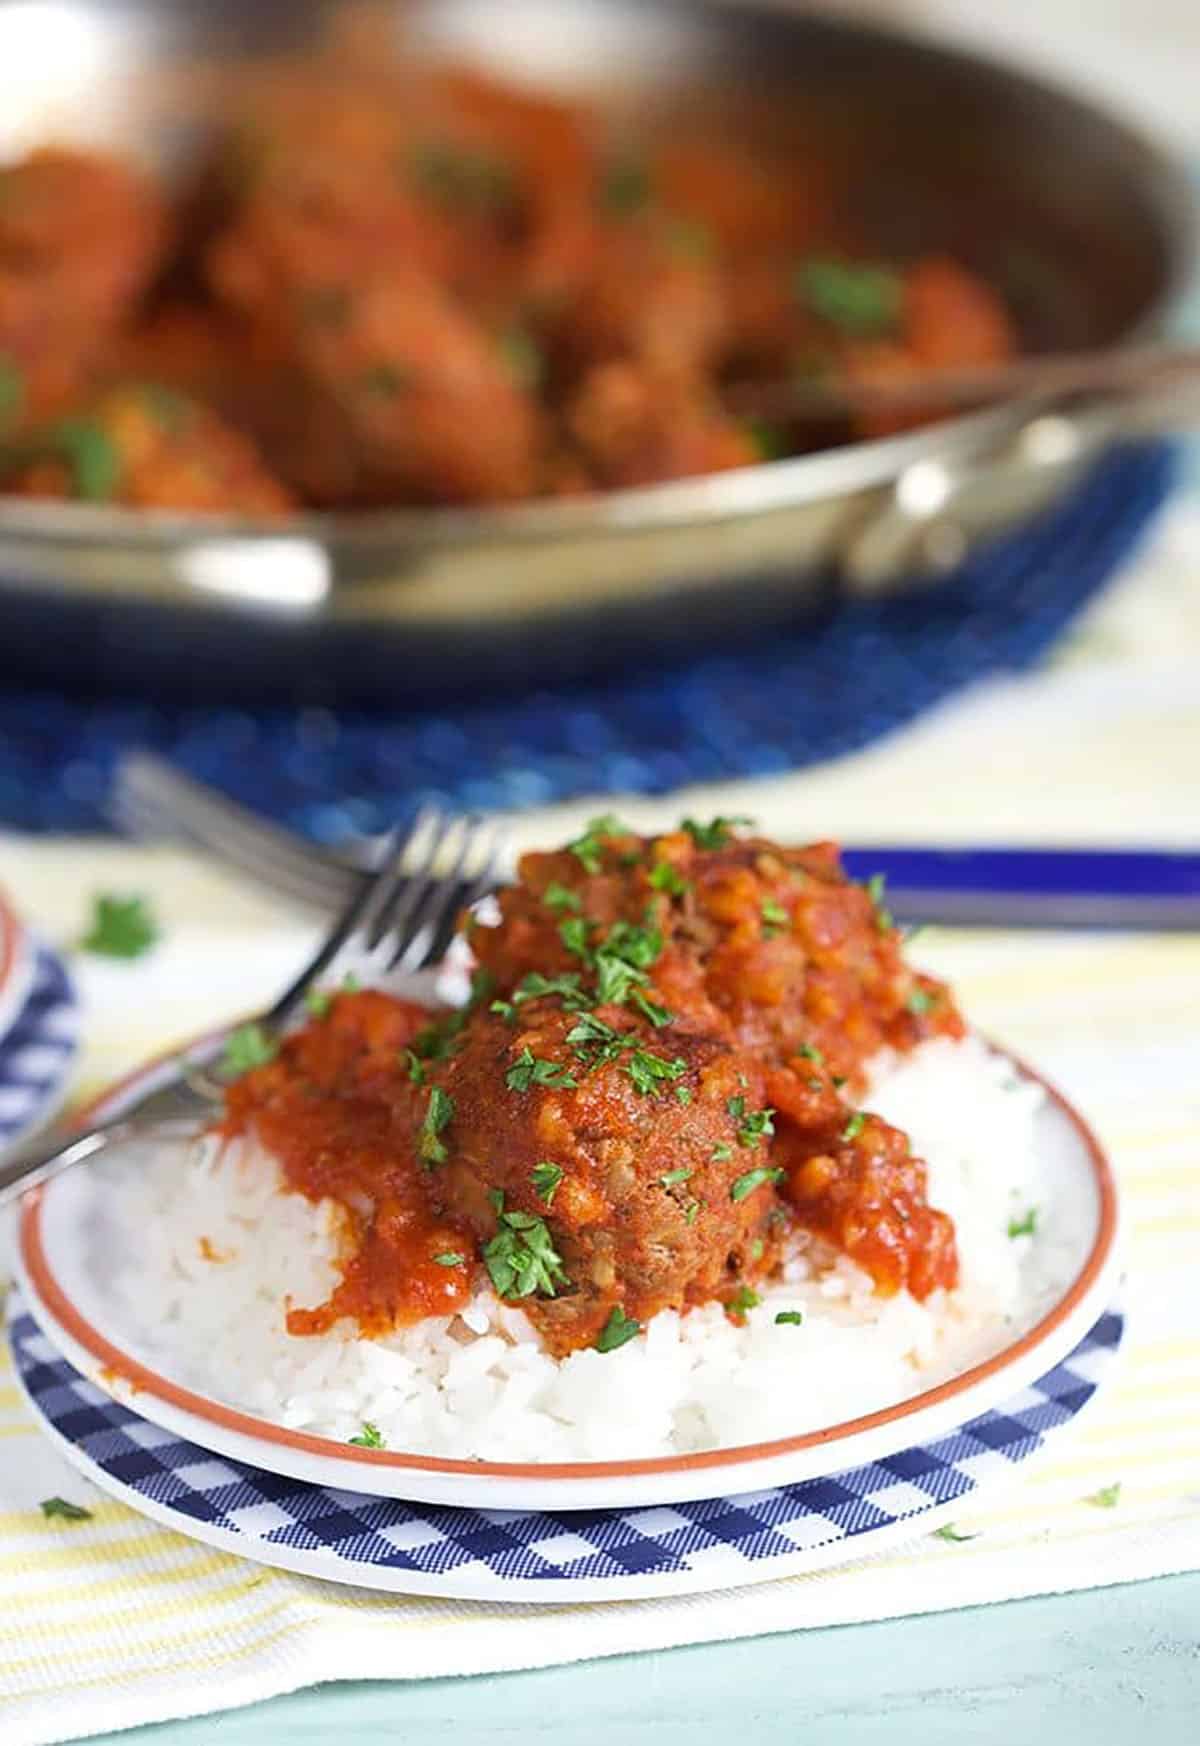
left=223, top=824, right=962, bottom=1354
left=224, top=991, right=475, bottom=1335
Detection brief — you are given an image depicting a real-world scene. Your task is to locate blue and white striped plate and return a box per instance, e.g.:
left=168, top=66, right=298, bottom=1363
left=8, top=1299, right=1124, bottom=1603
left=0, top=941, right=80, bottom=1158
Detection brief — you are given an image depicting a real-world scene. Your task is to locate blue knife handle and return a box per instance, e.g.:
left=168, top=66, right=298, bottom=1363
left=838, top=847, right=1200, bottom=929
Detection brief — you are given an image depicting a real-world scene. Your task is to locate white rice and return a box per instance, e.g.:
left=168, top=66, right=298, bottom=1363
left=97, top=1035, right=1066, bottom=1461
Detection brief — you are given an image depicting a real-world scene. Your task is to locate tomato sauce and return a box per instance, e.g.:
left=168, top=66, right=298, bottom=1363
left=223, top=991, right=476, bottom=1335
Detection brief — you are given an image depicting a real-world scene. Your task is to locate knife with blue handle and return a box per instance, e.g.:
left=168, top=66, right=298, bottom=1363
left=839, top=847, right=1200, bottom=929
left=110, top=751, right=1200, bottom=930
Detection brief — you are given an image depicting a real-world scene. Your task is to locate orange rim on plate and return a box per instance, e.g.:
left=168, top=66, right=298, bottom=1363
left=18, top=1047, right=1118, bottom=1483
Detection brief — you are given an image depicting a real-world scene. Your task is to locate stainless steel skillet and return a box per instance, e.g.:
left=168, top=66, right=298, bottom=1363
left=0, top=0, right=1192, bottom=703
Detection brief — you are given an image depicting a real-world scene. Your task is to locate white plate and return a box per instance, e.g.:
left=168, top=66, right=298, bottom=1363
left=7, top=1293, right=1126, bottom=1602
left=14, top=1041, right=1119, bottom=1511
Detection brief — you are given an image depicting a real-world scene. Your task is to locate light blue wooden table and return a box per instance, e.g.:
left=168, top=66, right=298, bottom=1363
left=87, top=1571, right=1200, bottom=1745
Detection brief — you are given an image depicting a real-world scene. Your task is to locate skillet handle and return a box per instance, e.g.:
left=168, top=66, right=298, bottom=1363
left=838, top=383, right=1200, bottom=594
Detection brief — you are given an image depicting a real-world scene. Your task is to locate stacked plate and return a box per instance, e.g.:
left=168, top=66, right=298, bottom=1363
left=0, top=893, right=80, bottom=1164
left=6, top=1014, right=1125, bottom=1603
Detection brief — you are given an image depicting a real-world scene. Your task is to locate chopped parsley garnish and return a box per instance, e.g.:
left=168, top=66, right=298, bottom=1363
left=513, top=970, right=591, bottom=1011
left=663, top=216, right=713, bottom=260
left=932, top=1523, right=977, bottom=1543
left=602, top=918, right=663, bottom=970
left=1084, top=1482, right=1122, bottom=1509
left=531, top=1161, right=564, bottom=1205
left=138, top=383, right=194, bottom=431
left=349, top=1422, right=385, bottom=1449
left=558, top=907, right=665, bottom=1009
left=746, top=418, right=787, bottom=462
left=649, top=860, right=689, bottom=897
left=795, top=257, right=903, bottom=336
left=711, top=1142, right=734, bottom=1163
left=730, top=1166, right=785, bottom=1202
left=594, top=953, right=646, bottom=1007
left=564, top=1013, right=684, bottom=1097
left=797, top=1042, right=824, bottom=1064
left=841, top=1112, right=867, bottom=1143
left=0, top=353, right=24, bottom=429
left=761, top=899, right=788, bottom=936
left=726, top=1095, right=776, bottom=1148
left=39, top=1496, right=93, bottom=1521
left=81, top=893, right=159, bottom=959
left=624, top=1048, right=688, bottom=1097
left=404, top=1048, right=427, bottom=1084
left=505, top=1047, right=578, bottom=1093
left=595, top=1305, right=641, bottom=1352
left=590, top=915, right=663, bottom=1003
left=567, top=814, right=628, bottom=874
left=301, top=972, right=360, bottom=1017
left=726, top=1286, right=760, bottom=1317
left=359, top=361, right=412, bottom=398
left=543, top=881, right=582, bottom=913
left=565, top=1009, right=620, bottom=1045
left=48, top=417, right=123, bottom=501
left=467, top=968, right=495, bottom=1006
left=750, top=1238, right=765, bottom=1260
left=629, top=989, right=673, bottom=1028
left=489, top=1000, right=515, bottom=1023
left=410, top=141, right=515, bottom=213
left=774, top=1310, right=804, bottom=1327
left=222, top=1023, right=278, bottom=1078
left=599, top=157, right=650, bottom=216
left=684, top=1199, right=701, bottom=1224
left=483, top=1209, right=568, bottom=1300
left=499, top=325, right=544, bottom=390
left=907, top=986, right=936, bottom=1015
left=558, top=916, right=594, bottom=961
left=433, top=1251, right=465, bottom=1268
left=1007, top=1207, right=1038, bottom=1240
left=865, top=872, right=894, bottom=931
left=410, top=1017, right=465, bottom=1062
left=660, top=1166, right=693, bottom=1187
left=675, top=1085, right=692, bottom=1105
left=418, top=1086, right=455, bottom=1167
left=682, top=815, right=754, bottom=850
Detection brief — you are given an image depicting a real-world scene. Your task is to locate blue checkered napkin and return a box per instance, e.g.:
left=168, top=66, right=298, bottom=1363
left=0, top=945, right=79, bottom=1149
left=9, top=1305, right=1123, bottom=1592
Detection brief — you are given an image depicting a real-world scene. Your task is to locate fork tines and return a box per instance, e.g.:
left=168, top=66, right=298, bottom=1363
left=347, top=809, right=506, bottom=975
left=264, top=809, right=506, bottom=1027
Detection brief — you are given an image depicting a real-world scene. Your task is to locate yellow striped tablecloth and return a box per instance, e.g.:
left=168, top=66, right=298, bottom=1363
left=1, top=502, right=1199, bottom=1744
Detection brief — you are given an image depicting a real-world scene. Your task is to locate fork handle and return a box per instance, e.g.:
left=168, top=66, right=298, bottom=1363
left=0, top=1122, right=119, bottom=1207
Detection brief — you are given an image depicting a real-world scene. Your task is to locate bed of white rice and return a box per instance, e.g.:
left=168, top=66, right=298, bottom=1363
left=99, top=1035, right=1067, bottom=1461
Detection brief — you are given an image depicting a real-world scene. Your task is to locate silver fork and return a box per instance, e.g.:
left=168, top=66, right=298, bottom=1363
left=0, top=808, right=504, bottom=1204
left=112, top=751, right=365, bottom=914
